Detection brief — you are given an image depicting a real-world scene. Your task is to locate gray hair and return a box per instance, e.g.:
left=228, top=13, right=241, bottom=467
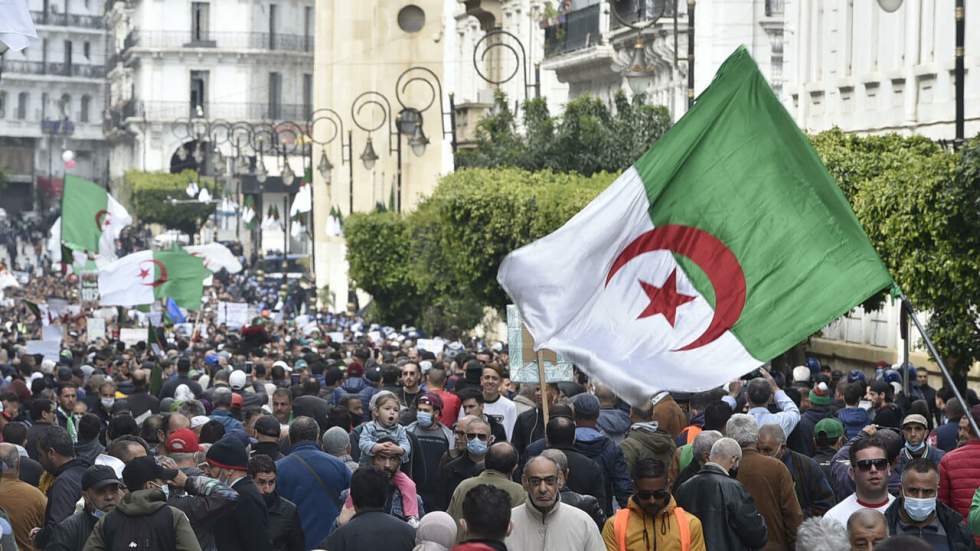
left=523, top=454, right=560, bottom=478
left=540, top=449, right=568, bottom=473
left=212, top=387, right=233, bottom=409
left=321, top=426, right=351, bottom=456
left=795, top=517, right=849, bottom=551
left=692, top=430, right=723, bottom=462
left=708, top=437, right=742, bottom=463
left=0, top=444, right=19, bottom=473
left=758, top=423, right=786, bottom=444
left=726, top=413, right=760, bottom=447
left=178, top=399, right=206, bottom=417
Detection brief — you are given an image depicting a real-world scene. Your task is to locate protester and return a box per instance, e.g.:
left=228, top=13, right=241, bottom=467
left=847, top=509, right=888, bottom=551
left=413, top=511, right=457, bottom=551
left=276, top=416, right=350, bottom=549
left=536, top=448, right=605, bottom=528
left=837, top=382, right=872, bottom=441
left=447, top=442, right=525, bottom=523
left=457, top=389, right=508, bottom=445
left=812, top=418, right=845, bottom=494
left=619, top=401, right=678, bottom=475
left=594, top=384, right=630, bottom=445
left=247, top=454, right=304, bottom=551
left=934, top=395, right=963, bottom=452
left=407, top=392, right=454, bottom=511
left=38, top=425, right=90, bottom=528
left=969, top=487, right=980, bottom=537
left=571, top=392, right=633, bottom=516
left=162, top=450, right=240, bottom=551
left=510, top=383, right=558, bottom=455
left=726, top=413, right=802, bottom=550
left=938, top=405, right=980, bottom=524
left=452, top=484, right=511, bottom=551
left=322, top=468, right=416, bottom=551
left=672, top=429, right=722, bottom=492
left=425, top=366, right=460, bottom=429
left=883, top=457, right=974, bottom=548
left=476, top=366, right=516, bottom=441
left=824, top=435, right=897, bottom=526
left=600, top=458, right=705, bottom=551
left=44, top=465, right=122, bottom=551
left=252, top=415, right=285, bottom=460
left=675, top=437, right=768, bottom=551
left=896, top=414, right=944, bottom=475
left=756, top=423, right=836, bottom=517
left=442, top=417, right=493, bottom=506
left=726, top=371, right=801, bottom=439
left=205, top=436, right=273, bottom=551
left=507, top=455, right=605, bottom=551
left=0, top=443, right=46, bottom=551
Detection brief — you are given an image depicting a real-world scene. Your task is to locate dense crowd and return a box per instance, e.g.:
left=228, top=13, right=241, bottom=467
left=0, top=233, right=978, bottom=551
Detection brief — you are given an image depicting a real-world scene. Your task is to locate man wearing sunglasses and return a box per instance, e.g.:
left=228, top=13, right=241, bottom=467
left=824, top=435, right=896, bottom=526
left=602, top=458, right=706, bottom=551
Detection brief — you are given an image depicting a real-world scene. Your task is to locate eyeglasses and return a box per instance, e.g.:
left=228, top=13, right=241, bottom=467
left=854, top=459, right=889, bottom=472
left=635, top=489, right=670, bottom=501
left=466, top=433, right=489, bottom=441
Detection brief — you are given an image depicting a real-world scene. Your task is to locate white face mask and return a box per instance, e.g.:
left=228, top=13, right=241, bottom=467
left=101, top=398, right=115, bottom=409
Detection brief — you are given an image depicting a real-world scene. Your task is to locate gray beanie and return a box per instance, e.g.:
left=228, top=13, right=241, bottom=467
left=321, top=426, right=351, bottom=456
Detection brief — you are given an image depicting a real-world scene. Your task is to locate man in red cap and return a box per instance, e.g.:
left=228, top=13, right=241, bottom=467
left=407, top=392, right=454, bottom=511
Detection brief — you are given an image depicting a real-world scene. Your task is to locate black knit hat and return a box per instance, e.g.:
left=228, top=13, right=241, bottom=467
left=206, top=435, right=249, bottom=471
left=122, top=456, right=177, bottom=491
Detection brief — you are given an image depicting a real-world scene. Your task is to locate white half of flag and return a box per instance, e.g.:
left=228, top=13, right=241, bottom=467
left=290, top=184, right=312, bottom=216
left=184, top=243, right=242, bottom=274
left=0, top=0, right=38, bottom=52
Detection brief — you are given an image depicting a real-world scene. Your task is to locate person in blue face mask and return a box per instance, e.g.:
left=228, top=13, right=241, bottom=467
left=883, top=457, right=975, bottom=549
left=407, top=393, right=454, bottom=511
left=441, top=418, right=494, bottom=510
left=897, top=414, right=945, bottom=476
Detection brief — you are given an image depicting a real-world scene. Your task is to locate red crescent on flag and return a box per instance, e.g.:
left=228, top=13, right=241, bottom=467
left=95, top=209, right=111, bottom=229
left=605, top=224, right=746, bottom=351
left=138, top=259, right=168, bottom=287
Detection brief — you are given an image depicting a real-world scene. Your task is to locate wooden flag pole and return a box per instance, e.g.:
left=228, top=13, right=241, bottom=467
left=900, top=292, right=980, bottom=439
left=537, top=350, right=549, bottom=428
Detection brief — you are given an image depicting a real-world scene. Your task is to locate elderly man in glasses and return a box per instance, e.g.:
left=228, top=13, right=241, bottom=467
left=824, top=434, right=896, bottom=526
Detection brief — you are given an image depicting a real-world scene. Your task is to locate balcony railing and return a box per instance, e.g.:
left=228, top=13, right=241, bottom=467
left=544, top=4, right=601, bottom=58
left=1, top=59, right=105, bottom=78
left=609, top=0, right=676, bottom=31
left=30, top=10, right=105, bottom=29
left=121, top=101, right=311, bottom=122
left=122, top=31, right=314, bottom=53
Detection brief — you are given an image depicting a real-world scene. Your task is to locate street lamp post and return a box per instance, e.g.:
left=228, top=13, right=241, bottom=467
left=472, top=28, right=541, bottom=101
left=351, top=90, right=398, bottom=209
left=308, top=108, right=353, bottom=214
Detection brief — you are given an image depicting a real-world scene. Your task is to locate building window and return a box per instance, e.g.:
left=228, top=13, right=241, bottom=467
left=64, top=40, right=73, bottom=74
left=303, top=73, right=312, bottom=118
left=190, top=70, right=208, bottom=117
left=41, top=92, right=48, bottom=119
left=397, top=5, right=425, bottom=33
left=83, top=41, right=91, bottom=60
left=59, top=93, right=71, bottom=118
left=0, top=92, right=6, bottom=118
left=268, top=72, right=282, bottom=119
left=303, top=6, right=313, bottom=51
left=81, top=95, right=91, bottom=122
left=191, top=2, right=210, bottom=43
left=17, top=92, right=28, bottom=120
left=268, top=4, right=278, bottom=49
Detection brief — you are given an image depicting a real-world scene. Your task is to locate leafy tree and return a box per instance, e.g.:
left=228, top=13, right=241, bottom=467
left=344, top=211, right=419, bottom=325
left=125, top=170, right=218, bottom=236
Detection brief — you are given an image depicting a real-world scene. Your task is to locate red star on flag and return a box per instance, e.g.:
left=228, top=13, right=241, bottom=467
left=138, top=267, right=150, bottom=280
left=636, top=269, right=696, bottom=326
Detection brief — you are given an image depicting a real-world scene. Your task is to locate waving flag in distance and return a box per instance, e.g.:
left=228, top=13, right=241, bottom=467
left=98, top=247, right=210, bottom=310
left=497, top=47, right=892, bottom=406
left=60, top=176, right=132, bottom=260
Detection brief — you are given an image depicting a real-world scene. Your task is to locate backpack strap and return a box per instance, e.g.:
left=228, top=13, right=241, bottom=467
left=613, top=508, right=631, bottom=551
left=674, top=507, right=691, bottom=551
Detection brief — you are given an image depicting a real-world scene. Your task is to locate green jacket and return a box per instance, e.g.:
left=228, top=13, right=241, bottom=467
left=969, top=487, right=980, bottom=537
left=447, top=469, right=526, bottom=526
left=83, top=489, right=201, bottom=551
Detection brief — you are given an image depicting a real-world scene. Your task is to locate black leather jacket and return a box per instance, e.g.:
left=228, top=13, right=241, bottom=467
left=560, top=489, right=606, bottom=528
left=675, top=463, right=768, bottom=551
left=266, top=492, right=305, bottom=551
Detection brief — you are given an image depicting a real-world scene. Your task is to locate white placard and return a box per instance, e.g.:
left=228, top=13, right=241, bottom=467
left=41, top=324, right=63, bottom=343
left=87, top=318, right=106, bottom=341
left=328, top=331, right=344, bottom=343
left=217, top=302, right=249, bottom=328
left=26, top=340, right=61, bottom=361
left=416, top=338, right=446, bottom=354
left=119, top=327, right=148, bottom=347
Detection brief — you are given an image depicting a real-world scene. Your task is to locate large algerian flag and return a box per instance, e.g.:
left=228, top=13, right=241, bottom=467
left=61, top=175, right=132, bottom=259
left=98, top=247, right=210, bottom=310
left=497, top=47, right=893, bottom=405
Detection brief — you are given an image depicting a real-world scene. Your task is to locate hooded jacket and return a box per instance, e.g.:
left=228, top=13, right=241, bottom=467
left=788, top=406, right=833, bottom=457
left=574, top=427, right=633, bottom=514
left=675, top=463, right=769, bottom=551
left=600, top=496, right=706, bottom=551
left=620, top=423, right=677, bottom=476
left=836, top=407, right=871, bottom=440
left=74, top=438, right=105, bottom=465
left=596, top=408, right=631, bottom=445
left=331, top=376, right=378, bottom=407
left=83, top=489, right=201, bottom=551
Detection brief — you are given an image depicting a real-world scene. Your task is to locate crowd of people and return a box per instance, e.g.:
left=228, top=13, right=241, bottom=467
left=0, top=231, right=979, bottom=551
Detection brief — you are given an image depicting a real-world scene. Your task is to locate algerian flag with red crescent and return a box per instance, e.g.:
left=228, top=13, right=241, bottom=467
left=497, top=47, right=893, bottom=405
left=98, top=247, right=211, bottom=310
left=61, top=175, right=132, bottom=259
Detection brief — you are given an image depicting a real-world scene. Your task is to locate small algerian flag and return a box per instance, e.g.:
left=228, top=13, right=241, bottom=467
left=61, top=176, right=132, bottom=258
left=98, top=247, right=210, bottom=310
left=497, top=47, right=893, bottom=405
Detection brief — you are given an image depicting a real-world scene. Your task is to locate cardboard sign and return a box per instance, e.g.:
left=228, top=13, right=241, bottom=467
left=506, top=304, right=574, bottom=384
left=119, top=327, right=148, bottom=347
left=417, top=338, right=446, bottom=354
left=87, top=318, right=106, bottom=341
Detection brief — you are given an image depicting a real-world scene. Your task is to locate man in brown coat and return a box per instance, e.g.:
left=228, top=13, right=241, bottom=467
left=726, top=413, right=802, bottom=551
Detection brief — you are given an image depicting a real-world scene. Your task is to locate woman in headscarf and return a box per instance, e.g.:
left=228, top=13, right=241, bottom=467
left=413, top=511, right=457, bottom=551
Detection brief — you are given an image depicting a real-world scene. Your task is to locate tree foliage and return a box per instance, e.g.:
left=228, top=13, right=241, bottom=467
left=456, top=92, right=672, bottom=175
left=125, top=170, right=218, bottom=236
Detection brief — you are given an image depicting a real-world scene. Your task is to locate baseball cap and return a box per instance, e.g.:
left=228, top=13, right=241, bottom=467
left=418, top=392, right=443, bottom=412
left=231, top=393, right=243, bottom=409
left=229, top=370, right=247, bottom=390
left=191, top=415, right=210, bottom=429
left=166, top=428, right=200, bottom=453
left=82, top=464, right=123, bottom=491
left=122, top=456, right=178, bottom=491
left=902, top=414, right=929, bottom=428
left=814, top=418, right=844, bottom=440
left=254, top=416, right=281, bottom=438
left=792, top=366, right=811, bottom=384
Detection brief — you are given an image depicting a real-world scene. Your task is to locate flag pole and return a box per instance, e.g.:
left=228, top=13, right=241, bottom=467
left=536, top=351, right=550, bottom=428
left=899, top=292, right=980, bottom=439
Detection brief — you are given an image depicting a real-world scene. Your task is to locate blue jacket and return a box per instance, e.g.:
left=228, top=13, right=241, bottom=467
left=597, top=408, right=631, bottom=445
left=936, top=420, right=960, bottom=452
left=209, top=410, right=246, bottom=436
left=330, top=377, right=378, bottom=407
left=836, top=407, right=870, bottom=440
left=573, top=427, right=634, bottom=516
left=276, top=442, right=351, bottom=550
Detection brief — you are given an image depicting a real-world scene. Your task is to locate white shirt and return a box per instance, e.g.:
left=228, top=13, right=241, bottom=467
left=823, top=493, right=896, bottom=526
left=481, top=394, right=517, bottom=441
left=723, top=389, right=801, bottom=438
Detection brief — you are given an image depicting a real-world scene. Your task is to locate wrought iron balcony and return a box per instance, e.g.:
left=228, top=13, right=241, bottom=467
left=121, top=31, right=314, bottom=53
left=0, top=59, right=105, bottom=78
left=31, top=10, right=105, bottom=29
left=124, top=101, right=311, bottom=122
left=544, top=4, right=601, bottom=58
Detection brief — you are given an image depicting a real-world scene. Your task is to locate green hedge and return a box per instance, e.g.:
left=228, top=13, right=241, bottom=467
left=125, top=170, right=218, bottom=236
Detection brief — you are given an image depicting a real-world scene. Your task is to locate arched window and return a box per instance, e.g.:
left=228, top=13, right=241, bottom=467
left=80, top=95, right=91, bottom=122
left=16, top=92, right=29, bottom=120
left=59, top=93, right=72, bottom=118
